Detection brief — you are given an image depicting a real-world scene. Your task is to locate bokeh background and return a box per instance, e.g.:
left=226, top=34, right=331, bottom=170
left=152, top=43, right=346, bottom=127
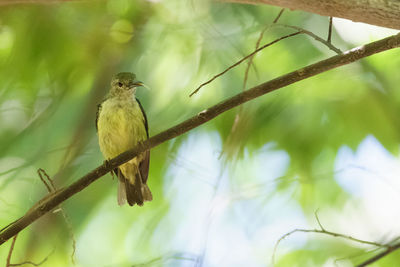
left=0, top=0, right=400, bottom=266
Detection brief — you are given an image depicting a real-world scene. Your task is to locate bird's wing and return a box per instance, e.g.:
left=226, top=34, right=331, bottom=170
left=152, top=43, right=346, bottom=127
left=136, top=98, right=149, bottom=137
left=95, top=103, right=102, bottom=132
left=140, top=150, right=150, bottom=183
left=136, top=98, right=150, bottom=183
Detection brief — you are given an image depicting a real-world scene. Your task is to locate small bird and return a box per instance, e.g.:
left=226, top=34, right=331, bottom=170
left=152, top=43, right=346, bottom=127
left=96, top=72, right=152, bottom=206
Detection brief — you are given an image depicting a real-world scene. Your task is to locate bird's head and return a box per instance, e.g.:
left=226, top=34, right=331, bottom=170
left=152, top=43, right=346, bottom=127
left=110, top=72, right=143, bottom=96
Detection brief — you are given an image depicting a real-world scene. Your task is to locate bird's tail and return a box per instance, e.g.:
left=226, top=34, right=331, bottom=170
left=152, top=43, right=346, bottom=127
left=117, top=163, right=152, bottom=206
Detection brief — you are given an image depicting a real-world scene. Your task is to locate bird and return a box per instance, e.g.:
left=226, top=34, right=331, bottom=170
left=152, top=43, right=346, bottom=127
left=96, top=72, right=152, bottom=206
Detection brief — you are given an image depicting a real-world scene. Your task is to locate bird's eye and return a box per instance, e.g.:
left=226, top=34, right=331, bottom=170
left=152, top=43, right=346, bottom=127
left=118, top=82, right=123, bottom=87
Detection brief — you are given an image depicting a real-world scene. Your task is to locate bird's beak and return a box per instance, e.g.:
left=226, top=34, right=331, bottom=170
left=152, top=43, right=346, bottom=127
left=133, top=81, right=150, bottom=90
left=133, top=81, right=144, bottom=87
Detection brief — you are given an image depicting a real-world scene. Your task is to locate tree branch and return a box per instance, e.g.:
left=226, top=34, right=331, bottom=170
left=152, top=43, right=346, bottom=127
left=272, top=211, right=392, bottom=265
left=356, top=242, right=400, bottom=267
left=1, top=32, right=400, bottom=246
left=218, top=0, right=400, bottom=30
left=4, top=0, right=399, bottom=31
left=0, top=0, right=87, bottom=5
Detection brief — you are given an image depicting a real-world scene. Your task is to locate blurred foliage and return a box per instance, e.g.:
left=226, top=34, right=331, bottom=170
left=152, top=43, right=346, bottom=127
left=0, top=0, right=400, bottom=266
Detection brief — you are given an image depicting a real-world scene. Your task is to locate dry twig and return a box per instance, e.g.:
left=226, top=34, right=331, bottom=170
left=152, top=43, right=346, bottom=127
left=328, top=17, right=333, bottom=43
left=222, top=8, right=285, bottom=159
left=242, top=8, right=285, bottom=92
left=189, top=31, right=302, bottom=97
left=191, top=22, right=343, bottom=97
left=132, top=252, right=197, bottom=267
left=6, top=235, right=17, bottom=267
left=273, top=24, right=343, bottom=54
left=272, top=212, right=390, bottom=265
left=37, top=168, right=76, bottom=264
left=8, top=251, right=53, bottom=267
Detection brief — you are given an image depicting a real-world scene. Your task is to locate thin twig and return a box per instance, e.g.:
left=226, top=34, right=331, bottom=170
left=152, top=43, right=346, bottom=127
left=242, top=8, right=285, bottom=92
left=189, top=31, right=302, bottom=97
left=0, top=32, right=399, bottom=246
left=191, top=22, right=343, bottom=97
left=38, top=169, right=56, bottom=191
left=314, top=209, right=325, bottom=231
left=272, top=211, right=390, bottom=265
left=273, top=24, right=342, bottom=54
left=272, top=228, right=389, bottom=266
left=37, top=169, right=51, bottom=192
left=60, top=209, right=76, bottom=264
left=37, top=168, right=76, bottom=264
left=132, top=252, right=197, bottom=267
left=9, top=250, right=53, bottom=267
left=6, top=235, right=18, bottom=267
left=223, top=8, right=285, bottom=159
left=328, top=17, right=333, bottom=43
left=195, top=169, right=226, bottom=267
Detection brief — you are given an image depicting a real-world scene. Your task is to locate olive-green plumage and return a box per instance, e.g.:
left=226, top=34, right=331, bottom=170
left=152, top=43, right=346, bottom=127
left=96, top=72, right=152, bottom=206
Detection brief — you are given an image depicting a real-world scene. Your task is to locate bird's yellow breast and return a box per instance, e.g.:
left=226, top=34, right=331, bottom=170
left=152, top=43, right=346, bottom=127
left=97, top=96, right=147, bottom=159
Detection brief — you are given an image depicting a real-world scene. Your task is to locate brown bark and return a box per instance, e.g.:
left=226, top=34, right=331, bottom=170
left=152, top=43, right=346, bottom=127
left=219, top=0, right=400, bottom=30
left=2, top=0, right=399, bottom=29
left=0, top=0, right=83, bottom=5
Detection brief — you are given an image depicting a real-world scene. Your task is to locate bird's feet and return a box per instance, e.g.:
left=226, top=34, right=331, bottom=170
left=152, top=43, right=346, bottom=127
left=103, top=159, right=115, bottom=180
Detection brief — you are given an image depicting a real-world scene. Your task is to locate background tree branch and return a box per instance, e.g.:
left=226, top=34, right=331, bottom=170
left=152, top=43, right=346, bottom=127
left=219, top=0, right=400, bottom=30
left=3, top=0, right=400, bottom=30
left=0, top=0, right=85, bottom=5
left=0, top=32, right=399, bottom=247
left=272, top=211, right=394, bottom=265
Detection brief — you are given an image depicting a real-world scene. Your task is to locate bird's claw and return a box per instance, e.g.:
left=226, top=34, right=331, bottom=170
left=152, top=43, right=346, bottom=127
left=104, top=160, right=115, bottom=180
